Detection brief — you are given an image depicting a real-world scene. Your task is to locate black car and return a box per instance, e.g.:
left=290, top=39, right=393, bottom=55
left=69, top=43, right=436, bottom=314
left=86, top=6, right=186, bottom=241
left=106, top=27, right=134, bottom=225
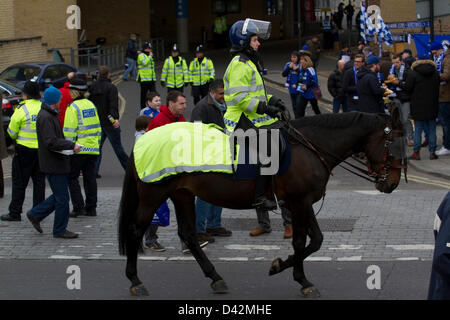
left=0, top=62, right=87, bottom=91
left=0, top=80, right=23, bottom=147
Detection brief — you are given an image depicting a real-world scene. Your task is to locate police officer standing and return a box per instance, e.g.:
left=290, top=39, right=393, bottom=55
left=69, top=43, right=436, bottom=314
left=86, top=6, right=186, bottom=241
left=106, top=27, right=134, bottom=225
left=63, top=77, right=102, bottom=217
left=224, top=19, right=286, bottom=236
left=1, top=80, right=45, bottom=222
left=189, top=45, right=215, bottom=105
left=137, top=42, right=156, bottom=109
left=160, top=44, right=190, bottom=94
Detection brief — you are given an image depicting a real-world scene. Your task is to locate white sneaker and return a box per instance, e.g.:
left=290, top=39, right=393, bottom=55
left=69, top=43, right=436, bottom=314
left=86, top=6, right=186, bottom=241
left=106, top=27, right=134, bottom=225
left=436, top=147, right=450, bottom=156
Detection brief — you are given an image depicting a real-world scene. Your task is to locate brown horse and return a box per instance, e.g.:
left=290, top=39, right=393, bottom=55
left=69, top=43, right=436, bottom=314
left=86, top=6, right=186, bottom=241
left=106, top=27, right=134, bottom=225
left=118, top=111, right=405, bottom=297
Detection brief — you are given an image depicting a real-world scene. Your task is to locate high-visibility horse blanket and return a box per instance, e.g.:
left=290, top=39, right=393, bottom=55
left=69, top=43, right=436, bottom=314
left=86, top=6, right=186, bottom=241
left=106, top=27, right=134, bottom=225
left=133, top=122, right=236, bottom=183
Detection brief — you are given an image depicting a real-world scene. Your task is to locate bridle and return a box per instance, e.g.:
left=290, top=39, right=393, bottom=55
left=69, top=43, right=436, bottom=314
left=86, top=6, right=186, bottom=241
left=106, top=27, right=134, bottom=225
left=348, top=119, right=407, bottom=184
left=280, top=114, right=407, bottom=185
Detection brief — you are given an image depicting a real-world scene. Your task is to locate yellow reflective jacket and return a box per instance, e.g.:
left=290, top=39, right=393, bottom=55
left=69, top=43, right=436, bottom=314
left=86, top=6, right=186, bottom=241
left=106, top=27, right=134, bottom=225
left=137, top=52, right=156, bottom=82
left=63, top=98, right=102, bottom=155
left=189, top=57, right=215, bottom=86
left=161, top=56, right=190, bottom=88
left=7, top=99, right=42, bottom=148
left=223, top=54, right=277, bottom=132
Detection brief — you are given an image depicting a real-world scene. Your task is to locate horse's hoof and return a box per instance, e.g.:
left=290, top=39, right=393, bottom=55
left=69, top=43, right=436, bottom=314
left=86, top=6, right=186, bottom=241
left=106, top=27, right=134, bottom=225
left=301, top=286, right=321, bottom=298
left=211, top=280, right=228, bottom=293
left=269, top=258, right=282, bottom=276
left=130, top=284, right=149, bottom=296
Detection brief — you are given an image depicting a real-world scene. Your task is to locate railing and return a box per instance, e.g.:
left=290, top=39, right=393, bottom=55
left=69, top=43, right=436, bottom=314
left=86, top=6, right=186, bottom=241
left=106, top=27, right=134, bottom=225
left=48, top=38, right=165, bottom=76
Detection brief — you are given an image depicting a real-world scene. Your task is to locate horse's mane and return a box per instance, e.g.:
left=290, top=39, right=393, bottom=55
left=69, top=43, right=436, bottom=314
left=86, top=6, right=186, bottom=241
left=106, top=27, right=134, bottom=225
left=291, top=112, right=388, bottom=131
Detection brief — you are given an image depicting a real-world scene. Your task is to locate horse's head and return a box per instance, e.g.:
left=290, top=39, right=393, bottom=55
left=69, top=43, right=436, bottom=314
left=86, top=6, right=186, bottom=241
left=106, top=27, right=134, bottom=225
left=364, top=109, right=406, bottom=193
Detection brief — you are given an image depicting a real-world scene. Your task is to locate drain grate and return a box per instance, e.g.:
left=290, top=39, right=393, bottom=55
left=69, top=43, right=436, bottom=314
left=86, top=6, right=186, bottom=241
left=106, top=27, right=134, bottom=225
left=222, top=218, right=357, bottom=232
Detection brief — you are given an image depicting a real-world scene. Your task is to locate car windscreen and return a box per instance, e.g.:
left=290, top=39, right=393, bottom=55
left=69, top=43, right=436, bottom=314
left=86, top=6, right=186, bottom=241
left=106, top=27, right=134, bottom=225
left=0, top=66, right=41, bottom=82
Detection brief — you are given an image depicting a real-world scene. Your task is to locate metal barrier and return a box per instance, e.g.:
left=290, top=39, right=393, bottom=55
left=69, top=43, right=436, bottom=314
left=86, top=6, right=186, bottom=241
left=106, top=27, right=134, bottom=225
left=49, top=38, right=165, bottom=75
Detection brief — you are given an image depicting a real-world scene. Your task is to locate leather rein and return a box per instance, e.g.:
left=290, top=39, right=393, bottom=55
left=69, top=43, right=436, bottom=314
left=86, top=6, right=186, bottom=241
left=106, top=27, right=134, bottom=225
left=280, top=113, right=407, bottom=184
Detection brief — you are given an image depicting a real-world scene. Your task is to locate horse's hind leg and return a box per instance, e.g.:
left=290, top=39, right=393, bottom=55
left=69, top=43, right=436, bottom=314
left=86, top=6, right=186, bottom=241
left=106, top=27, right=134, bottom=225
left=171, top=190, right=228, bottom=293
left=127, top=200, right=164, bottom=296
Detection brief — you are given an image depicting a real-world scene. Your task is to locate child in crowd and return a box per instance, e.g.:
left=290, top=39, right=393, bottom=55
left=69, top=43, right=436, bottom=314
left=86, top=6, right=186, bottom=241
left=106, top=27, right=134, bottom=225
left=140, top=91, right=161, bottom=119
left=135, top=115, right=151, bottom=142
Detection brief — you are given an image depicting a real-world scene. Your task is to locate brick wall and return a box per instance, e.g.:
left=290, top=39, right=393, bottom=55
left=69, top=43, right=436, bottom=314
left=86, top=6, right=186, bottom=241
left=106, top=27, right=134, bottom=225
left=78, top=0, right=151, bottom=46
left=0, top=38, right=50, bottom=71
left=0, top=0, right=14, bottom=39
left=13, top=0, right=78, bottom=50
left=434, top=15, right=450, bottom=34
left=380, top=0, right=417, bottom=23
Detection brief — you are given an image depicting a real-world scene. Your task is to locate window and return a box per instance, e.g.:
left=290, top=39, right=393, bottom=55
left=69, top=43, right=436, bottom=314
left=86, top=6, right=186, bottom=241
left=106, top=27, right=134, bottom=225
left=43, top=65, right=74, bottom=81
left=264, top=0, right=283, bottom=16
left=0, top=66, right=41, bottom=82
left=212, top=0, right=241, bottom=14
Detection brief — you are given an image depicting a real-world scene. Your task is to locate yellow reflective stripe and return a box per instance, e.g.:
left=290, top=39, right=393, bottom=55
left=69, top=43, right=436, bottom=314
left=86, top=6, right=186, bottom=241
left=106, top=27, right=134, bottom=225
left=141, top=164, right=233, bottom=183
left=17, top=136, right=37, bottom=141
left=7, top=127, right=18, bottom=137
left=245, top=98, right=259, bottom=113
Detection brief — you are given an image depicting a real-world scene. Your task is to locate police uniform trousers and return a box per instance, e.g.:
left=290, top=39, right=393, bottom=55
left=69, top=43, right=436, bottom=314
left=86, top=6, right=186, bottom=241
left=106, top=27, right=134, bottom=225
left=139, top=81, right=156, bottom=109
left=68, top=154, right=98, bottom=212
left=167, top=86, right=184, bottom=94
left=9, top=144, right=45, bottom=217
left=192, top=83, right=209, bottom=105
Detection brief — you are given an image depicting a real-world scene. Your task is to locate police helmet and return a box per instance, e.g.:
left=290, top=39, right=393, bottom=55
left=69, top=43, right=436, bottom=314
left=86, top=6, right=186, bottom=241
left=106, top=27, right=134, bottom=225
left=143, top=42, right=152, bottom=50
left=172, top=43, right=179, bottom=52
left=229, top=18, right=271, bottom=50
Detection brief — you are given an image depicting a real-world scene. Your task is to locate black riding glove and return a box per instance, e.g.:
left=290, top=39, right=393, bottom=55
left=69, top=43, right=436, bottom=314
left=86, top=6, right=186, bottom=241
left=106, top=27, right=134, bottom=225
left=160, top=81, right=166, bottom=87
left=268, top=96, right=286, bottom=111
left=257, top=101, right=281, bottom=118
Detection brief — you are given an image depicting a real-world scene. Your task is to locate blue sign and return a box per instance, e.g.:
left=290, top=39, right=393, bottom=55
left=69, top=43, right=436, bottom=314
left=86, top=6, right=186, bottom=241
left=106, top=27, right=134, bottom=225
left=387, top=21, right=430, bottom=29
left=82, top=108, right=96, bottom=118
left=176, top=0, right=188, bottom=19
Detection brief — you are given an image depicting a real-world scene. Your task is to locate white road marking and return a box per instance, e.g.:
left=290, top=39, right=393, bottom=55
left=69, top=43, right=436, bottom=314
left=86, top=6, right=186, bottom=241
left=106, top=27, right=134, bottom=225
left=254, top=257, right=266, bottom=261
left=219, top=257, right=249, bottom=261
left=49, top=255, right=82, bottom=259
left=305, top=256, right=333, bottom=261
left=168, top=256, right=196, bottom=261
left=336, top=256, right=362, bottom=261
left=139, top=256, right=167, bottom=261
left=68, top=245, right=85, bottom=248
left=386, top=244, right=434, bottom=250
left=102, top=243, right=114, bottom=246
left=225, top=244, right=280, bottom=250
left=447, top=243, right=450, bottom=248
left=396, top=257, right=419, bottom=261
left=88, top=254, right=103, bottom=259
left=328, top=245, right=362, bottom=250
left=84, top=225, right=92, bottom=228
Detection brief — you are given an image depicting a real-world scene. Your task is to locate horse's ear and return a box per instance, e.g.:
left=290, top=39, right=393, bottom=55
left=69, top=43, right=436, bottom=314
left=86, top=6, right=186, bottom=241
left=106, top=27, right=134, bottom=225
left=390, top=107, right=401, bottom=129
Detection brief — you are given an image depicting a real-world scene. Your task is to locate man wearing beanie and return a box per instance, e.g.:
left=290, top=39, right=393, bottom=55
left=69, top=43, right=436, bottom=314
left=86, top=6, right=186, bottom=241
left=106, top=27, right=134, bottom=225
left=63, top=77, right=102, bottom=217
left=26, top=86, right=82, bottom=238
left=356, top=56, right=387, bottom=114
left=1, top=80, right=45, bottom=222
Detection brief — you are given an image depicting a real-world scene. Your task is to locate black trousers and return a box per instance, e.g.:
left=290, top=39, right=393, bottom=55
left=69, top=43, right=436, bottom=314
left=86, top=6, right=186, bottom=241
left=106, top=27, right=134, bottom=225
left=167, top=86, right=184, bottom=94
left=9, top=144, right=45, bottom=216
left=140, top=81, right=156, bottom=109
left=68, top=154, right=98, bottom=212
left=296, top=97, right=321, bottom=118
left=192, top=84, right=209, bottom=105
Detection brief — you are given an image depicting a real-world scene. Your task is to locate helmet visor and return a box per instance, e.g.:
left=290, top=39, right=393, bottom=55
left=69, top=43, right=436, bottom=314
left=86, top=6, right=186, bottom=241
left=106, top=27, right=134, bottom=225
left=242, top=18, right=271, bottom=40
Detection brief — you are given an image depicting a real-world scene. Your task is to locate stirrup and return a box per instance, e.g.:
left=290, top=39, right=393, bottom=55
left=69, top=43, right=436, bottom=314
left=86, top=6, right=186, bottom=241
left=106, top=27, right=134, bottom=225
left=252, top=198, right=277, bottom=211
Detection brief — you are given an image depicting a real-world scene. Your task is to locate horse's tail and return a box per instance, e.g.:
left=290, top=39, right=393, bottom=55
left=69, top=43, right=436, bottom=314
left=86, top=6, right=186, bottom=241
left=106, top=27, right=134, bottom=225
left=118, top=152, right=141, bottom=255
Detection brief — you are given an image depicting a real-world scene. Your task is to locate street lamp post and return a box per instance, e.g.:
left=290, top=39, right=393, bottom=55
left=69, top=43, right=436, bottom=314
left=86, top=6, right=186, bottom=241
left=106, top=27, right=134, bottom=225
left=298, top=0, right=302, bottom=48
left=429, top=0, right=434, bottom=42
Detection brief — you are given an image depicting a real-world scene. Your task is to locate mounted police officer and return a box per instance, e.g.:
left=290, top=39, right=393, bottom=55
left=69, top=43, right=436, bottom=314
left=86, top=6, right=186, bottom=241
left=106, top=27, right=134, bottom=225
left=137, top=42, right=156, bottom=109
left=1, top=80, right=45, bottom=222
left=63, top=77, right=102, bottom=217
left=224, top=18, right=286, bottom=212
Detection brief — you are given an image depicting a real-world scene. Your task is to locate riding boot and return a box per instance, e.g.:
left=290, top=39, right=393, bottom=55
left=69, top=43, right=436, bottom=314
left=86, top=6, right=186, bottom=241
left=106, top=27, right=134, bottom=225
left=252, top=173, right=277, bottom=211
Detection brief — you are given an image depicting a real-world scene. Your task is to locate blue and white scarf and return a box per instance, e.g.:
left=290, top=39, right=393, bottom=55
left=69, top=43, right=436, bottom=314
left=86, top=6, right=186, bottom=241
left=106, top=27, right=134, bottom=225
left=435, top=51, right=444, bottom=74
left=389, top=63, right=405, bottom=81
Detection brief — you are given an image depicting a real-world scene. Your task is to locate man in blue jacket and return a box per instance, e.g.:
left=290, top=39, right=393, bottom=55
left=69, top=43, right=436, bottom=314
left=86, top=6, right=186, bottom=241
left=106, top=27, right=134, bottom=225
left=356, top=56, right=387, bottom=114
left=428, top=191, right=450, bottom=300
left=122, top=34, right=138, bottom=81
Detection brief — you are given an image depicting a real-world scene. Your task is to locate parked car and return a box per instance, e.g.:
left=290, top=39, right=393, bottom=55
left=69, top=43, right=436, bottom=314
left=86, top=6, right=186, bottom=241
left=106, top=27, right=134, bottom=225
left=0, top=62, right=87, bottom=91
left=0, top=80, right=23, bottom=147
